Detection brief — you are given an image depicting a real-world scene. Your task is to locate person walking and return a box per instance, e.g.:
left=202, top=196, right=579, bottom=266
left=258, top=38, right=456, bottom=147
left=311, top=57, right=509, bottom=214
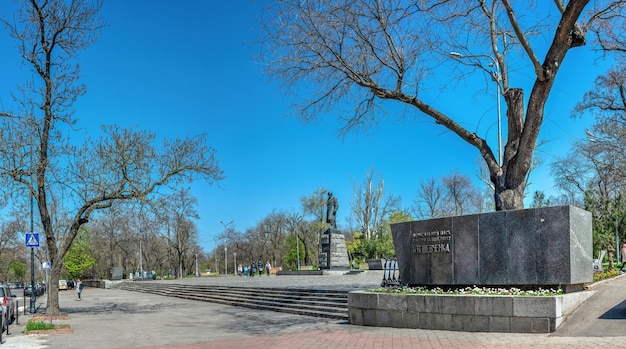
left=265, top=261, right=271, bottom=276
left=608, top=240, right=616, bottom=270
left=76, top=278, right=83, bottom=301
left=620, top=244, right=626, bottom=273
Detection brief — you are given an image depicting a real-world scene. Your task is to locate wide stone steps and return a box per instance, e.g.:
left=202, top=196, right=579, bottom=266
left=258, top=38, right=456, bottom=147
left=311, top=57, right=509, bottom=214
left=115, top=282, right=349, bottom=320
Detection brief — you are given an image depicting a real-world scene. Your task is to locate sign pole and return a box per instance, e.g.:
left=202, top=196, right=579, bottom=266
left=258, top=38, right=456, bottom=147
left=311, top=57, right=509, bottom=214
left=30, top=247, right=35, bottom=313
left=25, top=233, right=39, bottom=313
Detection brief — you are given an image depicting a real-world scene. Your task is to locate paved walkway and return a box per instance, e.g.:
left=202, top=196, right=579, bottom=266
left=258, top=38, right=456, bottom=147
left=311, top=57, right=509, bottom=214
left=1, top=271, right=625, bottom=348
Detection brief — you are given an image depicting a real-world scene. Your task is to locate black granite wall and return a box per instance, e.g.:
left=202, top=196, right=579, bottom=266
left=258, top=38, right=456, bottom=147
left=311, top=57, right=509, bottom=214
left=391, top=206, right=592, bottom=290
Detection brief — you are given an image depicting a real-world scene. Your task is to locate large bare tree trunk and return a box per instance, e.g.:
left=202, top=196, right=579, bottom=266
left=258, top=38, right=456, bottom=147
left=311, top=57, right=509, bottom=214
left=494, top=88, right=527, bottom=211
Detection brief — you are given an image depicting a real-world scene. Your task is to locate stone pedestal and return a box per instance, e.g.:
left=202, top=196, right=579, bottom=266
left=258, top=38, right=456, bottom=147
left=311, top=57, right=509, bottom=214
left=390, top=205, right=592, bottom=291
left=348, top=289, right=595, bottom=333
left=319, top=228, right=350, bottom=269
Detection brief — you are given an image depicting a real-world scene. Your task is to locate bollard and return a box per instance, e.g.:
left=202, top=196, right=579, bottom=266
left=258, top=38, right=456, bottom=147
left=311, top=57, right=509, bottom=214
left=0, top=306, right=3, bottom=344
left=15, top=300, right=18, bottom=326
left=0, top=308, right=3, bottom=344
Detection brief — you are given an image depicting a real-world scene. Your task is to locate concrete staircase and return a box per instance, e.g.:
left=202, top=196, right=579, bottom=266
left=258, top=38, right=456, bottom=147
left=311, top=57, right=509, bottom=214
left=115, top=282, right=349, bottom=320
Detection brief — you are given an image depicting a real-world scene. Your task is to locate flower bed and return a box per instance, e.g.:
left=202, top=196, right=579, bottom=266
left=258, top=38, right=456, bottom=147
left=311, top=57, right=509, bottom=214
left=371, top=285, right=564, bottom=296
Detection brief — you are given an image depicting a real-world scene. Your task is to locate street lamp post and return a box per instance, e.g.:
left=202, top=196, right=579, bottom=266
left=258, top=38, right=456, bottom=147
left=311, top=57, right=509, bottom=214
left=295, top=233, right=301, bottom=271
left=215, top=253, right=218, bottom=275
left=220, top=220, right=234, bottom=276
left=450, top=51, right=502, bottom=165
left=139, top=240, right=143, bottom=280
left=612, top=192, right=620, bottom=266
left=195, top=253, right=199, bottom=277
left=233, top=252, right=237, bottom=276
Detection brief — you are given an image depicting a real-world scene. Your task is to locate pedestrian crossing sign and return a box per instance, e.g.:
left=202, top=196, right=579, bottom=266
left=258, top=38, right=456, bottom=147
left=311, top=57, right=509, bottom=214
left=25, top=233, right=39, bottom=247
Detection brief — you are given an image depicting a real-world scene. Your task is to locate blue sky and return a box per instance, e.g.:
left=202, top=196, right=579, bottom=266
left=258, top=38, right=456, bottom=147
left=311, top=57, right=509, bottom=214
left=0, top=1, right=609, bottom=252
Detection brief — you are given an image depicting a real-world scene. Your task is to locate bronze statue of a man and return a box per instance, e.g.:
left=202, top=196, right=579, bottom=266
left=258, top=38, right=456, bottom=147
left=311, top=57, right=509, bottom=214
left=326, top=192, right=338, bottom=228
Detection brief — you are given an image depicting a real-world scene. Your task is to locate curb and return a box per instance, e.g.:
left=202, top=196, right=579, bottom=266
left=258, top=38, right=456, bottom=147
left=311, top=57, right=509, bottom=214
left=25, top=314, right=73, bottom=335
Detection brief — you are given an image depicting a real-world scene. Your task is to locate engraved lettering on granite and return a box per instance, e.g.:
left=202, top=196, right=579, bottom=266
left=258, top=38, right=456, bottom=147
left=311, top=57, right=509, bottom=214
left=412, top=229, right=452, bottom=254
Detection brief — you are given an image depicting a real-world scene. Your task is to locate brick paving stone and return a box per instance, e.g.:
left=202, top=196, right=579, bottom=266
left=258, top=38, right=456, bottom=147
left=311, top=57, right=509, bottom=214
left=4, top=271, right=626, bottom=349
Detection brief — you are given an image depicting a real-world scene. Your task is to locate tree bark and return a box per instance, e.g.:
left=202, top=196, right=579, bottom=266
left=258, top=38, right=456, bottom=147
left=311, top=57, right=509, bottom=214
left=493, top=87, right=526, bottom=211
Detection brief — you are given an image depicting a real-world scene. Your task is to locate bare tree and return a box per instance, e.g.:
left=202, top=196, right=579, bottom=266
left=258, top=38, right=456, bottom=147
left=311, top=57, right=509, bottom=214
left=574, top=58, right=626, bottom=119
left=226, top=229, right=255, bottom=272
left=552, top=55, right=626, bottom=205
left=299, top=187, right=328, bottom=258
left=350, top=169, right=400, bottom=239
left=0, top=0, right=223, bottom=315
left=300, top=187, right=327, bottom=227
left=413, top=178, right=445, bottom=219
left=256, top=210, right=289, bottom=268
left=262, top=0, right=623, bottom=211
left=0, top=214, right=24, bottom=281
left=88, top=203, right=133, bottom=278
left=285, top=211, right=307, bottom=269
left=153, top=188, right=201, bottom=279
left=414, top=172, right=483, bottom=218
left=442, top=172, right=483, bottom=216
left=551, top=41, right=626, bottom=204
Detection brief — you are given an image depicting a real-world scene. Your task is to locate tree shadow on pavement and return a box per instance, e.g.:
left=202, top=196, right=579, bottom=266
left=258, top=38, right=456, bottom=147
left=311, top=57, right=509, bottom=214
left=58, top=301, right=181, bottom=316
left=211, top=306, right=350, bottom=336
left=599, top=299, right=626, bottom=320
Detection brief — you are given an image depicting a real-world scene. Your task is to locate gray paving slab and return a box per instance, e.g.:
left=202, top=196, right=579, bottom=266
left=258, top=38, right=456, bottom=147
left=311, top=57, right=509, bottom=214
left=2, top=271, right=626, bottom=348
left=553, top=271, right=626, bottom=337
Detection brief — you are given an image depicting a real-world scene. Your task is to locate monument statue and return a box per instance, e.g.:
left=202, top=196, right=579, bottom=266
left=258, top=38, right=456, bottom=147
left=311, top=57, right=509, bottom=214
left=319, top=191, right=349, bottom=269
left=326, top=192, right=338, bottom=228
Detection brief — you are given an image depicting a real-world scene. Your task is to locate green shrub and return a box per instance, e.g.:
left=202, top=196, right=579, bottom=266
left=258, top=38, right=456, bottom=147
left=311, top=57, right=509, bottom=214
left=593, top=268, right=619, bottom=282
left=26, top=320, right=55, bottom=331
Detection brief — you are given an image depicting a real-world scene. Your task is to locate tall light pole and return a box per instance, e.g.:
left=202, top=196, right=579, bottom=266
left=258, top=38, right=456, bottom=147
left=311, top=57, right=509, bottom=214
left=233, top=252, right=237, bottom=276
left=139, top=240, right=143, bottom=279
left=296, top=234, right=301, bottom=271
left=220, top=220, right=234, bottom=276
left=613, top=179, right=620, bottom=267
left=450, top=51, right=502, bottom=165
left=195, top=253, right=199, bottom=277
left=214, top=253, right=218, bottom=275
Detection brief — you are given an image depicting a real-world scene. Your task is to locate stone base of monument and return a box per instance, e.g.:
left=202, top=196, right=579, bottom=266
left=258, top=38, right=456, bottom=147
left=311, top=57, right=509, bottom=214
left=348, top=290, right=595, bottom=333
left=347, top=206, right=595, bottom=333
left=319, top=228, right=350, bottom=270
left=391, top=205, right=593, bottom=291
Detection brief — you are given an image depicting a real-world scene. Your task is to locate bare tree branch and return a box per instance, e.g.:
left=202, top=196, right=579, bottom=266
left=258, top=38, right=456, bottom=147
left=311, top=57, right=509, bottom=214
left=0, top=0, right=223, bottom=316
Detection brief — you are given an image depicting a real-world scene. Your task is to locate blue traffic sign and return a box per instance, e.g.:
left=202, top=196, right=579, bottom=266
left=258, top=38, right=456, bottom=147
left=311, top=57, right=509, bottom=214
left=25, top=233, right=39, bottom=247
